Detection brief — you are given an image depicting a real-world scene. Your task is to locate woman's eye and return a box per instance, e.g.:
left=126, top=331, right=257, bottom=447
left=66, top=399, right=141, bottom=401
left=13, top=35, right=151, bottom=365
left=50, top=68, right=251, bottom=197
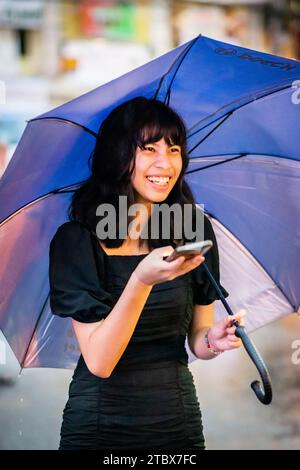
left=143, top=146, right=180, bottom=153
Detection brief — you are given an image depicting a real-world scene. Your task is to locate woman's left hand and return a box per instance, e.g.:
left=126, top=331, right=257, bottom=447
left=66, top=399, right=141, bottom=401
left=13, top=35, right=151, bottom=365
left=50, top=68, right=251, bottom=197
left=207, top=309, right=247, bottom=352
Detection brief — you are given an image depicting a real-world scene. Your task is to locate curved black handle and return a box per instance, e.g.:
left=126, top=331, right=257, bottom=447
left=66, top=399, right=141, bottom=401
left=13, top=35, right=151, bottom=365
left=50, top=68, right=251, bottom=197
left=201, top=261, right=273, bottom=405
left=233, top=322, right=272, bottom=405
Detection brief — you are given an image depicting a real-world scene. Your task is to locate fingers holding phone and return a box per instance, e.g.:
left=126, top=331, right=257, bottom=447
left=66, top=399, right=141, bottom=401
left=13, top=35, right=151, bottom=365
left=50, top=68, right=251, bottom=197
left=163, top=240, right=213, bottom=262
left=162, top=240, right=213, bottom=278
left=171, top=252, right=205, bottom=276
left=134, top=244, right=207, bottom=286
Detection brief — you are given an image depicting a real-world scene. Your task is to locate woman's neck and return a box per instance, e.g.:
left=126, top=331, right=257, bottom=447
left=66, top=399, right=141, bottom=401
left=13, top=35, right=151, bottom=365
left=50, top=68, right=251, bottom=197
left=99, top=198, right=153, bottom=255
left=99, top=237, right=150, bottom=256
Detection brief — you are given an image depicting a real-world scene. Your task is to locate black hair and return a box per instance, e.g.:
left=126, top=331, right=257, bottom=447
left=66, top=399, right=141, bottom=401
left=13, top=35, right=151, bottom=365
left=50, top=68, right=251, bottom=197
left=68, top=96, right=200, bottom=250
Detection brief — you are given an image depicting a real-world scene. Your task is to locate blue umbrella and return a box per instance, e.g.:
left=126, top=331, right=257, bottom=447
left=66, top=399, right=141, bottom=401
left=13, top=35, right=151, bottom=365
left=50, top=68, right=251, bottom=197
left=0, top=35, right=299, bottom=403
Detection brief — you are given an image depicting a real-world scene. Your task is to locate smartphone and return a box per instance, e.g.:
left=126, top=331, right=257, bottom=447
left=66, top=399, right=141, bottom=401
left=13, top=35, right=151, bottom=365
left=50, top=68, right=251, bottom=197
left=163, top=240, right=213, bottom=262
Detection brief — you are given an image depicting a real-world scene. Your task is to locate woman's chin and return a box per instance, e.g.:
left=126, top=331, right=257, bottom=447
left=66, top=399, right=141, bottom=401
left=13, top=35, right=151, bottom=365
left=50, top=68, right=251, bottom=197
left=144, top=194, right=169, bottom=203
left=145, top=186, right=173, bottom=200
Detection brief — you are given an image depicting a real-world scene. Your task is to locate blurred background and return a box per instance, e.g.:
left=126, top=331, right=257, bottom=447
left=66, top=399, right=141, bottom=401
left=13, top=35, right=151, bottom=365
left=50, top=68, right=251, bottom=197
left=0, top=0, right=300, bottom=450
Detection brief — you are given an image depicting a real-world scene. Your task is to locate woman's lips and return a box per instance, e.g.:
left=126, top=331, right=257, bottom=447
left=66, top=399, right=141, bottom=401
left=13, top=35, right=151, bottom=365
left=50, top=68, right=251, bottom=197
left=145, top=177, right=171, bottom=189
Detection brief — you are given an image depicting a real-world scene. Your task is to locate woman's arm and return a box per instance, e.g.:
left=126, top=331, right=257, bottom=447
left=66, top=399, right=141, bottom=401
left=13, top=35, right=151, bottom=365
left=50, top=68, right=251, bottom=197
left=72, top=271, right=153, bottom=378
left=188, top=304, right=247, bottom=359
left=188, top=304, right=217, bottom=360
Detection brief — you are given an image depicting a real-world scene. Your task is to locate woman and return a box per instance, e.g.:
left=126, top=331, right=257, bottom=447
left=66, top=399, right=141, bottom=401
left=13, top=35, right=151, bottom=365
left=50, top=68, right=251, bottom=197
left=49, top=96, right=246, bottom=451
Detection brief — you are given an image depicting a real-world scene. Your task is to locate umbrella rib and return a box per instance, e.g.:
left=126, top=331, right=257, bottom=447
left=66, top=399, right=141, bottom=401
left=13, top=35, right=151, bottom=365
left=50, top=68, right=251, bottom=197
left=206, top=213, right=296, bottom=311
left=19, top=293, right=50, bottom=372
left=188, top=112, right=236, bottom=140
left=186, top=153, right=247, bottom=173
left=188, top=112, right=232, bottom=154
left=28, top=116, right=98, bottom=138
left=187, top=82, right=294, bottom=137
left=0, top=182, right=85, bottom=227
left=153, top=34, right=201, bottom=101
left=189, top=151, right=297, bottom=161
left=186, top=152, right=298, bottom=173
left=163, top=35, right=201, bottom=105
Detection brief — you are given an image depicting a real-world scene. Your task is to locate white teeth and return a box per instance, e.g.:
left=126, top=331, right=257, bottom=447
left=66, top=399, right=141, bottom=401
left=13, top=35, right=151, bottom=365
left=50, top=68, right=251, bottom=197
left=146, top=176, right=170, bottom=185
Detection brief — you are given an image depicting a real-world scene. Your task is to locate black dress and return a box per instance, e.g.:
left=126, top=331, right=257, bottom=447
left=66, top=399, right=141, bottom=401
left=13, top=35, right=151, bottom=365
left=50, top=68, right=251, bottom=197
left=49, top=218, right=229, bottom=451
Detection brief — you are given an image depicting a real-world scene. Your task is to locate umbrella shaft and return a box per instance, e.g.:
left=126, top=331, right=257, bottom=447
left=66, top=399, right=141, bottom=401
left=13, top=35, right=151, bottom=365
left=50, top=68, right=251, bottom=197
left=202, top=262, right=234, bottom=315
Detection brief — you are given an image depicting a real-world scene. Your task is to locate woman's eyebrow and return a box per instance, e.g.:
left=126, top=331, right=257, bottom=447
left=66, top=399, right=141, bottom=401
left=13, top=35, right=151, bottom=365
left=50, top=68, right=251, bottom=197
left=148, top=142, right=181, bottom=147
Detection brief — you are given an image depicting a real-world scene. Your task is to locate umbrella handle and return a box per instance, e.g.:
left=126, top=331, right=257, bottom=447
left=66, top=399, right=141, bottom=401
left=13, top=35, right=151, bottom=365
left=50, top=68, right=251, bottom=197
left=234, top=323, right=272, bottom=404
left=202, top=262, right=273, bottom=405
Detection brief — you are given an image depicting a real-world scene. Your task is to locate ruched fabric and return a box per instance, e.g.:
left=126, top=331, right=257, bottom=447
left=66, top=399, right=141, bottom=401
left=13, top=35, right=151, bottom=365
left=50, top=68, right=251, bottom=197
left=59, top=361, right=205, bottom=451
left=49, top=220, right=229, bottom=450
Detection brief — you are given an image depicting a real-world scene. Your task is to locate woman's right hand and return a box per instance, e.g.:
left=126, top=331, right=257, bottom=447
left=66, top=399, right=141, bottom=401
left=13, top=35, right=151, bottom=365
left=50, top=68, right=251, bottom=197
left=133, top=246, right=205, bottom=286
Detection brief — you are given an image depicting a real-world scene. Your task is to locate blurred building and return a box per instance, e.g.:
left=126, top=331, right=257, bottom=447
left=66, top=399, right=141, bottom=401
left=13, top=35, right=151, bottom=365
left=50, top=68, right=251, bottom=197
left=172, top=0, right=300, bottom=58
left=1, top=1, right=299, bottom=81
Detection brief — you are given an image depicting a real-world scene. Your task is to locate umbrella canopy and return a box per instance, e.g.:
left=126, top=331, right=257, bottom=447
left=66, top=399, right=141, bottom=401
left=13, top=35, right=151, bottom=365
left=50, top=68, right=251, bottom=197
left=0, top=34, right=299, bottom=371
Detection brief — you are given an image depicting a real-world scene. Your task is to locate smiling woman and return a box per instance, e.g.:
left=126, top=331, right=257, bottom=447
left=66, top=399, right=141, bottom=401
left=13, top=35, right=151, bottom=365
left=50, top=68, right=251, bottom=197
left=68, top=96, right=198, bottom=252
left=49, top=96, right=230, bottom=451
left=133, top=138, right=182, bottom=199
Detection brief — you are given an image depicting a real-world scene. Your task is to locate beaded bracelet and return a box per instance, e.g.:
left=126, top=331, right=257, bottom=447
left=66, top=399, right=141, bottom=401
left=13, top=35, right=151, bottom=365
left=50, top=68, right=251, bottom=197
left=204, top=328, right=223, bottom=356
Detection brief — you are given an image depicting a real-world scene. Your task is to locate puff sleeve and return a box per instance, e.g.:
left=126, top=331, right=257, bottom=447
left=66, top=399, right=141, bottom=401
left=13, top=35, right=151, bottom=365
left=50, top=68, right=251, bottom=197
left=49, top=221, right=114, bottom=323
left=191, top=214, right=229, bottom=305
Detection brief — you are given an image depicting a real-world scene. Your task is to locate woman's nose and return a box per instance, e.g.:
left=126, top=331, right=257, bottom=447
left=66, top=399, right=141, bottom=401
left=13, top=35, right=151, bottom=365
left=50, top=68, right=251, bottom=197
left=155, top=151, right=171, bottom=167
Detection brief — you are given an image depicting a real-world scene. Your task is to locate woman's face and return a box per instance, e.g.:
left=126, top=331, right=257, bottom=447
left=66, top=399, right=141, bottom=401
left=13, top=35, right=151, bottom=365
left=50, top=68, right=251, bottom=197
left=131, top=137, right=183, bottom=206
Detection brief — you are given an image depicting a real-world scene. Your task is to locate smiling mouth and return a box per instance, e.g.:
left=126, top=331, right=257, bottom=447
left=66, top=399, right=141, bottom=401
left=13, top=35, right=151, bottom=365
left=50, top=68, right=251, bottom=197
left=146, top=176, right=172, bottom=187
